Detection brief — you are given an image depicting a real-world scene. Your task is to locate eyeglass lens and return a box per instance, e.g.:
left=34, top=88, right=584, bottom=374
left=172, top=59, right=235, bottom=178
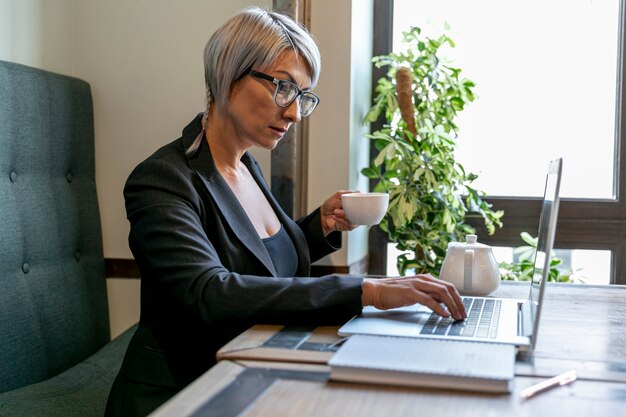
left=275, top=81, right=318, bottom=116
left=248, top=70, right=318, bottom=116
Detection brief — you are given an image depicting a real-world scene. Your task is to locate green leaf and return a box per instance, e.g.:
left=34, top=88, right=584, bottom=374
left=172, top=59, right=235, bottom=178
left=413, top=167, right=425, bottom=181
left=520, top=232, right=537, bottom=247
left=361, top=167, right=378, bottom=179
left=442, top=209, right=454, bottom=233
left=374, top=144, right=391, bottom=167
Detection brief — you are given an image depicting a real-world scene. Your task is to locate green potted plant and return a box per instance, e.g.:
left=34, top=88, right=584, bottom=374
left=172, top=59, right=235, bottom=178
left=362, top=26, right=504, bottom=275
left=499, top=232, right=585, bottom=283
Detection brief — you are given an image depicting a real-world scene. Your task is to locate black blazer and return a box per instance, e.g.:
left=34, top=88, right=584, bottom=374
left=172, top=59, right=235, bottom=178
left=105, top=115, right=363, bottom=417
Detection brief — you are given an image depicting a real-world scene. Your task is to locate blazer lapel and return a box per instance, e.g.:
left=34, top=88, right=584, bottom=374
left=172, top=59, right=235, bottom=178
left=184, top=134, right=277, bottom=277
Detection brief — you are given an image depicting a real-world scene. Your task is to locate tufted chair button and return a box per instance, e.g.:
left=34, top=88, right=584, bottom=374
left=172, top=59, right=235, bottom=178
left=10, top=171, right=17, bottom=183
left=22, top=262, right=30, bottom=274
left=75, top=251, right=81, bottom=261
left=66, top=172, right=73, bottom=183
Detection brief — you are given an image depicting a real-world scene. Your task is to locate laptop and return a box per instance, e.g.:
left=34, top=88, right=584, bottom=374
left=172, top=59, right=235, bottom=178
left=339, top=158, right=563, bottom=353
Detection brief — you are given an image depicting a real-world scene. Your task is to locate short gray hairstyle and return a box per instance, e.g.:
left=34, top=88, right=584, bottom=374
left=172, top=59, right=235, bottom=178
left=187, top=6, right=321, bottom=154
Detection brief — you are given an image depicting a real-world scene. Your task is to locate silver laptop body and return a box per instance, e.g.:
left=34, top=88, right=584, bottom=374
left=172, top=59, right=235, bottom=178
left=339, top=158, right=563, bottom=353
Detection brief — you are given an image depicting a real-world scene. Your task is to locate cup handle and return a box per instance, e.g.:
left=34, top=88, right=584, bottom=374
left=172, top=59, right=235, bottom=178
left=464, top=250, right=474, bottom=292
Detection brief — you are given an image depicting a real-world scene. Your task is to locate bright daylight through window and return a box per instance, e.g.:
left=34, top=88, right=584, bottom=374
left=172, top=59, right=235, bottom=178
left=387, top=0, right=622, bottom=283
left=394, top=0, right=620, bottom=199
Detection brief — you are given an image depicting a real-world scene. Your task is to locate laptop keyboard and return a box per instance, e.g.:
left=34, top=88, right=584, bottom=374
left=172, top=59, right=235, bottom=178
left=420, top=297, right=502, bottom=339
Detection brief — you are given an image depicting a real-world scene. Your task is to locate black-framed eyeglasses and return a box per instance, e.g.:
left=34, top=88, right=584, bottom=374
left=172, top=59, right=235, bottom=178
left=248, top=70, right=320, bottom=117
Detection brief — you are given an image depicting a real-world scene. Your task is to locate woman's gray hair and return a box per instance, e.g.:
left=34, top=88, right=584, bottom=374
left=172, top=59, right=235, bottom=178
left=187, top=6, right=321, bottom=154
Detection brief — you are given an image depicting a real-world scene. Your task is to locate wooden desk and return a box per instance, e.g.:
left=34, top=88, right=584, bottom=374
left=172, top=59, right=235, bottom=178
left=151, top=360, right=626, bottom=417
left=151, top=282, right=626, bottom=416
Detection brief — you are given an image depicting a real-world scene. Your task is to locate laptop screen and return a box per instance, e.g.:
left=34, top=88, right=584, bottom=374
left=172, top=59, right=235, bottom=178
left=528, top=158, right=562, bottom=346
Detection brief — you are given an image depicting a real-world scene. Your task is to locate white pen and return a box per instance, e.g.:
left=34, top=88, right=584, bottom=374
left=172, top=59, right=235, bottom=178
left=520, top=370, right=577, bottom=399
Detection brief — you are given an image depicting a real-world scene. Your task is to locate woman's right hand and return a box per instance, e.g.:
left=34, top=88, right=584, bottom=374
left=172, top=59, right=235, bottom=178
left=361, top=275, right=467, bottom=321
left=319, top=190, right=358, bottom=236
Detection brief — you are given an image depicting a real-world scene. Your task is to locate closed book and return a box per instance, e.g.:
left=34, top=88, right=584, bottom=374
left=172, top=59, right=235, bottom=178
left=328, top=335, right=515, bottom=393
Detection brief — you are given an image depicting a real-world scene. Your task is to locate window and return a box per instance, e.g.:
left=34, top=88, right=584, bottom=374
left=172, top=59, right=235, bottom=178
left=369, top=0, right=626, bottom=284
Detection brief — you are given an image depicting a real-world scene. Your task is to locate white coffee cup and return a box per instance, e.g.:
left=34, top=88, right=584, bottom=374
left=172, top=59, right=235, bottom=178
left=341, top=192, right=389, bottom=225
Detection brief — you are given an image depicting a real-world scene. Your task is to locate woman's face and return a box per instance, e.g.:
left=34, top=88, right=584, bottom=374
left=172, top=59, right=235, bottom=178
left=227, top=50, right=313, bottom=150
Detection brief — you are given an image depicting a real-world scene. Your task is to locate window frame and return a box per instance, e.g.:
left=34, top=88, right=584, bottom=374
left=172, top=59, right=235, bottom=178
left=368, top=0, right=626, bottom=285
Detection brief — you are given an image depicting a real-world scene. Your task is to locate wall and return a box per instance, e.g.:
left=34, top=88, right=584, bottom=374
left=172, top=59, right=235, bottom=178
left=0, top=0, right=73, bottom=74
left=0, top=0, right=373, bottom=337
left=309, top=0, right=373, bottom=269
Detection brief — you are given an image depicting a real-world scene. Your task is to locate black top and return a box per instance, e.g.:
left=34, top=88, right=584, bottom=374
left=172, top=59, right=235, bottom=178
left=262, top=225, right=298, bottom=277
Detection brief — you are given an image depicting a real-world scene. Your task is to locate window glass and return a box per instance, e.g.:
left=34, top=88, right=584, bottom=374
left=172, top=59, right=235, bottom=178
left=493, top=247, right=612, bottom=285
left=393, top=0, right=620, bottom=198
left=388, top=243, right=612, bottom=285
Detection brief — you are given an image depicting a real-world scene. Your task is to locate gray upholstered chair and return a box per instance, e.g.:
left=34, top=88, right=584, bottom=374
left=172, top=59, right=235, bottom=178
left=0, top=60, right=135, bottom=416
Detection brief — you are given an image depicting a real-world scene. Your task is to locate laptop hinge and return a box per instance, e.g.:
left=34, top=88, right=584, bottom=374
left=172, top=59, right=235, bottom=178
left=518, top=301, right=534, bottom=337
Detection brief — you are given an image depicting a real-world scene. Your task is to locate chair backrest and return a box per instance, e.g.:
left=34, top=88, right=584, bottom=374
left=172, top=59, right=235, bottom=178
left=0, top=60, right=110, bottom=393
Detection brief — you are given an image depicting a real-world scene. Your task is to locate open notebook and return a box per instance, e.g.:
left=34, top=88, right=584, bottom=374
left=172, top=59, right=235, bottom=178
left=339, top=158, right=563, bottom=353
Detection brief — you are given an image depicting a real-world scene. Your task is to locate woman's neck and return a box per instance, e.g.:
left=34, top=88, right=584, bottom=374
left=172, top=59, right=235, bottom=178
left=204, top=108, right=248, bottom=177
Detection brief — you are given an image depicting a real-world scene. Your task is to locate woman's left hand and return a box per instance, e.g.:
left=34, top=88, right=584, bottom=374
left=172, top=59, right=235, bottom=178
left=320, top=190, right=358, bottom=236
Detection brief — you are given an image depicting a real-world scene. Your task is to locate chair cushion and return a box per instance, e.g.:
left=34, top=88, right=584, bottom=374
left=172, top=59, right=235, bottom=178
left=0, top=60, right=110, bottom=392
left=0, top=325, right=136, bottom=417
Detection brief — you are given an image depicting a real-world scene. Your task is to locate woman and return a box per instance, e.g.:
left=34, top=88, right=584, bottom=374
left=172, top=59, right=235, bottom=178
left=105, top=6, right=465, bottom=417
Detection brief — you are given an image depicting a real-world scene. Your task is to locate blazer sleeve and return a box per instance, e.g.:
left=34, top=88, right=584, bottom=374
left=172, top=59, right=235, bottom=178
left=296, top=208, right=342, bottom=263
left=124, top=157, right=363, bottom=328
